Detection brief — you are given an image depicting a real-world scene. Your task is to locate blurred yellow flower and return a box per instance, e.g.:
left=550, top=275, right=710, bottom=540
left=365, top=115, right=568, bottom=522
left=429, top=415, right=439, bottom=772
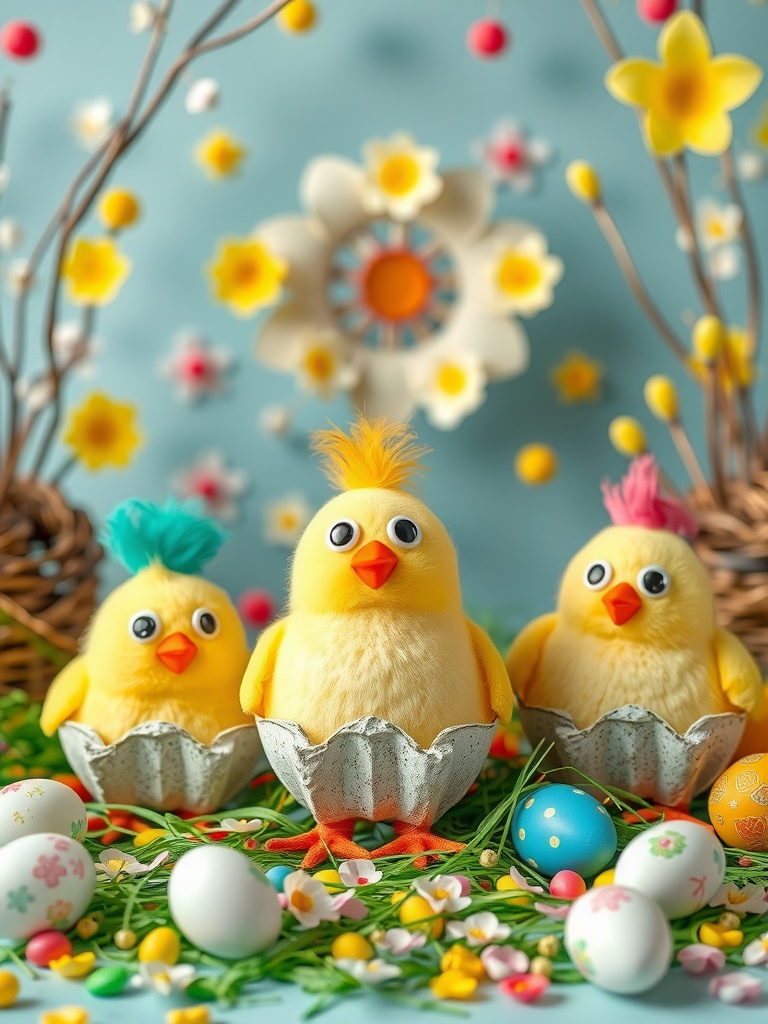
left=551, top=351, right=603, bottom=403
left=429, top=969, right=479, bottom=1001
left=441, top=945, right=485, bottom=980
left=753, top=102, right=768, bottom=148
left=195, top=129, right=246, bottom=179
left=208, top=237, right=286, bottom=316
left=278, top=0, right=317, bottom=33
left=98, top=188, right=141, bottom=230
left=166, top=1008, right=211, bottom=1024
left=492, top=231, right=563, bottom=317
left=62, top=237, right=131, bottom=305
left=565, top=160, right=602, bottom=205
left=606, top=11, right=762, bottom=156
left=49, top=953, right=96, bottom=979
left=515, top=444, right=558, bottom=486
left=64, top=392, right=142, bottom=470
left=40, top=1006, right=90, bottom=1024
left=609, top=416, right=647, bottom=457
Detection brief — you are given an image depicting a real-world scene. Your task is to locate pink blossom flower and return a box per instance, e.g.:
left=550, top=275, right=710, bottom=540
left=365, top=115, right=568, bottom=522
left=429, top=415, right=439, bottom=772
left=33, top=855, right=66, bottom=888
left=338, top=859, right=382, bottom=887
left=474, top=120, right=552, bottom=193
left=161, top=332, right=233, bottom=402
left=499, top=973, right=550, bottom=1003
left=508, top=866, right=544, bottom=895
left=374, top=928, right=427, bottom=957
left=172, top=451, right=247, bottom=522
left=333, top=889, right=368, bottom=921
left=709, top=972, right=762, bottom=1004
left=534, top=901, right=570, bottom=920
left=481, top=944, right=530, bottom=980
left=677, top=944, right=726, bottom=974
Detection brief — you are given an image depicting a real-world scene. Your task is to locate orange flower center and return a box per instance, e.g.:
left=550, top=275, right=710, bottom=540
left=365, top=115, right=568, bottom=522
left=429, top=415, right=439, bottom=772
left=363, top=251, right=431, bottom=322
left=378, top=155, right=420, bottom=196
left=290, top=891, right=314, bottom=913
left=662, top=70, right=710, bottom=120
left=85, top=415, right=118, bottom=448
left=497, top=254, right=542, bottom=296
left=304, top=346, right=335, bottom=381
left=232, top=258, right=261, bottom=289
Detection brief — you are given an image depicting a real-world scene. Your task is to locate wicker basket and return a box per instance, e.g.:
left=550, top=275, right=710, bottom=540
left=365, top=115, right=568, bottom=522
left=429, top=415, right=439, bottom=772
left=0, top=479, right=101, bottom=699
left=691, top=472, right=768, bottom=672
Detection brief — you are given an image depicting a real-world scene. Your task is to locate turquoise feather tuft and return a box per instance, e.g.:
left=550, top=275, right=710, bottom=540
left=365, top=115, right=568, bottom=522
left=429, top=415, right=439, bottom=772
left=102, top=498, right=228, bottom=576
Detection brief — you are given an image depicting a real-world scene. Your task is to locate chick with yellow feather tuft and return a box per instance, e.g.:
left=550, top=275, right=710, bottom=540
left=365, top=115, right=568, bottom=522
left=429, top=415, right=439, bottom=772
left=241, top=416, right=511, bottom=867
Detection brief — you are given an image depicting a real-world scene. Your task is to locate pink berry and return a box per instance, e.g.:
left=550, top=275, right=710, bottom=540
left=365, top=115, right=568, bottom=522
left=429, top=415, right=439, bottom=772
left=239, top=589, right=275, bottom=628
left=549, top=870, right=587, bottom=900
left=739, top=856, right=753, bottom=867
left=26, top=930, right=72, bottom=967
left=467, top=18, right=509, bottom=59
left=637, top=0, right=677, bottom=24
left=1, top=21, right=41, bottom=59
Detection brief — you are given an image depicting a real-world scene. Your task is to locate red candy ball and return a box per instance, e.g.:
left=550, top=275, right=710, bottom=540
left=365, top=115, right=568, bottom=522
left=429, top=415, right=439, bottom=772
left=239, top=589, right=275, bottom=629
left=467, top=18, right=509, bottom=59
left=1, top=21, right=41, bottom=59
left=26, top=930, right=72, bottom=967
left=549, top=870, right=587, bottom=900
left=636, top=0, right=677, bottom=24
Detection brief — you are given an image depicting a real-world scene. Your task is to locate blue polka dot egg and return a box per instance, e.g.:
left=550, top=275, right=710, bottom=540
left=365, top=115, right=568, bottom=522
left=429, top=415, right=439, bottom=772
left=511, top=784, right=617, bottom=878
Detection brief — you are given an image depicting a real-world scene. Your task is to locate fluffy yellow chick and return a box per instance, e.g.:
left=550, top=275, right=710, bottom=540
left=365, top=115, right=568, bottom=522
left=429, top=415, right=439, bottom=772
left=41, top=500, right=251, bottom=746
left=506, top=457, right=763, bottom=734
left=241, top=417, right=511, bottom=865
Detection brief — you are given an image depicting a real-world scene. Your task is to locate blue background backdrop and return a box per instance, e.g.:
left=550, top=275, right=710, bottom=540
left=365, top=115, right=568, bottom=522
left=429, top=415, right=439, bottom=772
left=5, top=0, right=768, bottom=630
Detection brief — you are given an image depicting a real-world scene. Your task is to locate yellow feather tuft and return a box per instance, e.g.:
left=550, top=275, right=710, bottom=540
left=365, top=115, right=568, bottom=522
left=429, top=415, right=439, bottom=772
left=311, top=417, right=430, bottom=492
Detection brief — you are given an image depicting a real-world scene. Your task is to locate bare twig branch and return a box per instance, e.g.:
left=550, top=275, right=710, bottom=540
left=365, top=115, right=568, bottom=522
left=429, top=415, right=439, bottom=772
left=580, top=0, right=622, bottom=61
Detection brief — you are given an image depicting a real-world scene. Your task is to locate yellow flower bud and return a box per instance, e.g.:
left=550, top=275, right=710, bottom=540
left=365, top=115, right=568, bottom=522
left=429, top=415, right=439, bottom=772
left=530, top=956, right=553, bottom=977
left=692, top=315, right=726, bottom=364
left=313, top=869, right=344, bottom=892
left=479, top=848, right=499, bottom=868
left=429, top=970, right=479, bottom=1001
left=565, top=160, right=602, bottom=205
left=331, top=932, right=374, bottom=961
left=399, top=895, right=444, bottom=938
left=515, top=444, right=558, bottom=486
left=278, top=0, right=317, bottom=33
left=718, top=911, right=742, bottom=930
left=537, top=935, right=560, bottom=957
left=609, top=416, right=646, bottom=458
left=644, top=375, right=679, bottom=422
left=113, top=928, right=137, bottom=950
left=441, top=945, right=485, bottom=980
left=98, top=188, right=141, bottom=231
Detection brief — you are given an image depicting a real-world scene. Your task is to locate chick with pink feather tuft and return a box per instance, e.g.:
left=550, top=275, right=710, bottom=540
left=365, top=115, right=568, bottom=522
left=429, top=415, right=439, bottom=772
left=506, top=458, right=762, bottom=735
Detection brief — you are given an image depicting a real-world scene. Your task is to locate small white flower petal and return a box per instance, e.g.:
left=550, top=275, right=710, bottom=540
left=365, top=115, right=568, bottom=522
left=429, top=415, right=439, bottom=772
left=185, top=77, right=220, bottom=114
left=419, top=168, right=493, bottom=246
left=300, top=156, right=368, bottom=240
left=0, top=217, right=23, bottom=251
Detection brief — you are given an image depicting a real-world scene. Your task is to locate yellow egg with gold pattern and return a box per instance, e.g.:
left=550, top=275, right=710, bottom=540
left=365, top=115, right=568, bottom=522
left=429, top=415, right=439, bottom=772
left=708, top=753, right=768, bottom=851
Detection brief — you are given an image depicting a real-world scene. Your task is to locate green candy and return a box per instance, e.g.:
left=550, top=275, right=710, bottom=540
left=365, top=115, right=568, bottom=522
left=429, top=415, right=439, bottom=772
left=185, top=978, right=218, bottom=1002
left=85, top=966, right=131, bottom=997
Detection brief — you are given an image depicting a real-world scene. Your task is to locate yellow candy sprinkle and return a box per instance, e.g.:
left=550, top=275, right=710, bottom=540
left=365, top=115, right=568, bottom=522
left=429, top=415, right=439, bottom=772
left=40, top=1008, right=90, bottom=1024
left=277, top=0, right=317, bottom=33
left=113, top=928, right=137, bottom=950
left=699, top=921, right=744, bottom=948
left=331, top=933, right=374, bottom=961
left=138, top=926, right=181, bottom=965
left=429, top=969, right=479, bottom=1001
left=166, top=1008, right=211, bottom=1024
left=98, top=188, right=141, bottom=231
left=440, top=945, right=485, bottom=980
left=133, top=828, right=170, bottom=848
left=593, top=869, right=616, bottom=887
left=0, top=969, right=19, bottom=1008
left=313, top=869, right=344, bottom=892
left=515, top=444, right=558, bottom=486
left=49, top=953, right=96, bottom=979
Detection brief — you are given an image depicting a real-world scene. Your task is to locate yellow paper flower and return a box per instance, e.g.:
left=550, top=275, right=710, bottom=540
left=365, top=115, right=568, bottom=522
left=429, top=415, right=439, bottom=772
left=698, top=921, right=744, bottom=948
left=166, top=1009, right=210, bottom=1024
left=63, top=392, right=142, bottom=471
left=440, top=945, right=485, bottom=981
left=208, top=237, right=286, bottom=316
left=40, top=1008, right=90, bottom=1024
left=429, top=969, right=479, bottom=1001
left=644, top=375, right=679, bottom=421
left=278, top=0, right=317, bottom=33
left=361, top=132, right=443, bottom=221
left=753, top=102, right=768, bottom=148
left=98, top=188, right=141, bottom=230
left=605, top=11, right=762, bottom=156
left=49, top=953, right=96, bottom=979
left=609, top=416, right=647, bottom=457
left=515, top=444, right=558, bottom=486
left=195, top=129, right=246, bottom=179
left=551, top=351, right=603, bottom=403
left=565, top=160, right=602, bottom=204
left=62, top=237, right=131, bottom=306
left=491, top=231, right=563, bottom=317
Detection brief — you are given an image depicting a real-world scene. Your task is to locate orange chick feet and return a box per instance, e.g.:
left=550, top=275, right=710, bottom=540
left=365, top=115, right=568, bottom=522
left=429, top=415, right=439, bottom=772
left=263, top=819, right=372, bottom=869
left=371, top=821, right=466, bottom=868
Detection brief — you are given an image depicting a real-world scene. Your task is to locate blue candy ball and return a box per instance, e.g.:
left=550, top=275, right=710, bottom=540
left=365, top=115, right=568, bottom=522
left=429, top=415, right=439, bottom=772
left=265, top=865, right=293, bottom=892
left=511, top=784, right=617, bottom=878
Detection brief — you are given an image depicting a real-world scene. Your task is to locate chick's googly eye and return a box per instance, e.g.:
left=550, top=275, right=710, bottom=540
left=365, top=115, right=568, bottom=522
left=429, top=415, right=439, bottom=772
left=129, top=610, right=161, bottom=643
left=637, top=565, right=670, bottom=598
left=386, top=516, right=421, bottom=548
left=192, top=607, right=220, bottom=638
left=326, top=519, right=360, bottom=552
left=583, top=560, right=613, bottom=591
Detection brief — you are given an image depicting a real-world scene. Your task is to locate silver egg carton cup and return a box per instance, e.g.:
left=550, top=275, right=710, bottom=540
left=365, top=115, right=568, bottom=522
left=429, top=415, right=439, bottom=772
left=58, top=721, right=263, bottom=813
left=257, top=715, right=496, bottom=824
left=516, top=699, right=746, bottom=807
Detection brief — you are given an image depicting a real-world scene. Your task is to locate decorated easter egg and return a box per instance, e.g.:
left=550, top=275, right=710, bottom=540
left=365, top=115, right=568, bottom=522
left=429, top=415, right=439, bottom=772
left=0, top=834, right=96, bottom=941
left=564, top=885, right=672, bottom=994
left=708, top=754, right=768, bottom=851
left=511, top=784, right=617, bottom=878
left=614, top=820, right=725, bottom=919
left=0, top=779, right=87, bottom=848
left=168, top=846, right=282, bottom=958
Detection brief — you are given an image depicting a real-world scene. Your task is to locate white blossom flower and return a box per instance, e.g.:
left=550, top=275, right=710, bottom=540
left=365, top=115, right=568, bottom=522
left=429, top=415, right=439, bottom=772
left=263, top=493, right=312, bottom=546
left=446, top=911, right=511, bottom=947
left=338, top=860, right=382, bottom=887
left=69, top=98, right=114, bottom=151
left=258, top=404, right=292, bottom=437
left=14, top=376, right=54, bottom=415
left=480, top=944, right=530, bottom=980
left=0, top=164, right=10, bottom=193
left=217, top=817, right=263, bottom=833
left=284, top=870, right=340, bottom=928
left=0, top=217, right=23, bottom=251
left=508, top=866, right=544, bottom=895
left=361, top=133, right=442, bottom=221
left=172, top=451, right=247, bottom=522
left=407, top=348, right=487, bottom=430
left=161, top=332, right=233, bottom=401
left=709, top=972, right=762, bottom=1004
left=185, top=77, right=220, bottom=115
left=295, top=329, right=360, bottom=398
left=737, top=150, right=767, bottom=182
left=708, top=245, right=741, bottom=280
left=5, top=257, right=34, bottom=295
left=333, top=958, right=402, bottom=984
left=412, top=874, right=472, bottom=914
left=136, top=961, right=194, bottom=995
left=128, top=1, right=158, bottom=33
left=710, top=882, right=768, bottom=915
left=53, top=321, right=101, bottom=377
left=740, top=934, right=768, bottom=967
left=695, top=197, right=743, bottom=250
left=373, top=927, right=427, bottom=956
left=97, top=848, right=168, bottom=880
left=474, top=120, right=552, bottom=192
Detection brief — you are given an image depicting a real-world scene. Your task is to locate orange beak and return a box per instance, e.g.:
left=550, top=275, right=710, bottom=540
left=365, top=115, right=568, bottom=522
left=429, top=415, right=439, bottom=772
left=155, top=632, right=198, bottom=674
left=602, top=582, right=643, bottom=626
left=351, top=540, right=399, bottom=590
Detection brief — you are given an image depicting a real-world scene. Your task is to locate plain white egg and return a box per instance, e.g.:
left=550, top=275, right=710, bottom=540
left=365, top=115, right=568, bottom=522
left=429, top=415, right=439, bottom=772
left=614, top=820, right=725, bottom=919
left=168, top=845, right=283, bottom=959
left=0, top=779, right=87, bottom=848
left=0, top=833, right=96, bottom=941
left=564, top=884, right=672, bottom=994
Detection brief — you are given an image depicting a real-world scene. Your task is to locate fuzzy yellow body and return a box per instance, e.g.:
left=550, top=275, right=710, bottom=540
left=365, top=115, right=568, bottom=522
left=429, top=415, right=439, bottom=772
left=507, top=525, right=763, bottom=734
left=41, top=563, right=251, bottom=746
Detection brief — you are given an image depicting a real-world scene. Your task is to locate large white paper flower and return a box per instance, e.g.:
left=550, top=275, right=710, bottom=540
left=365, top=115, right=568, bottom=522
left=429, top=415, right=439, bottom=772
left=254, top=138, right=561, bottom=426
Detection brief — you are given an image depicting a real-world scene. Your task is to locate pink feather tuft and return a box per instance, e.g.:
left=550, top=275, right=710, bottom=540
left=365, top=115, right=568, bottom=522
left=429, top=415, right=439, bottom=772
left=601, top=455, right=698, bottom=539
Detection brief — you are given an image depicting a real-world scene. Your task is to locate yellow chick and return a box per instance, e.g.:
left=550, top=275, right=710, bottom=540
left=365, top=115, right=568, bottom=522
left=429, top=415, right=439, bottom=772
left=41, top=500, right=251, bottom=746
left=241, top=417, right=511, bottom=865
left=506, top=457, right=763, bottom=735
